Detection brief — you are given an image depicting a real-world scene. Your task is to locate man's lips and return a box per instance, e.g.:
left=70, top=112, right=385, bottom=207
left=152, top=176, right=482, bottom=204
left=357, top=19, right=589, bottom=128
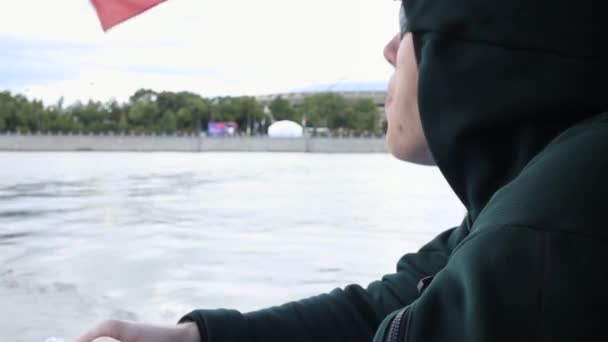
left=385, top=75, right=395, bottom=110
left=385, top=93, right=393, bottom=110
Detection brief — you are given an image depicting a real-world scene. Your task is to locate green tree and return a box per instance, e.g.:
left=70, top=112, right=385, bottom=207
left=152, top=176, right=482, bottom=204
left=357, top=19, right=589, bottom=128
left=45, top=97, right=72, bottom=133
left=210, top=97, right=239, bottom=130
left=300, top=93, right=349, bottom=130
left=269, top=96, right=297, bottom=122
left=157, top=110, right=177, bottom=133
left=105, top=99, right=124, bottom=130
left=156, top=91, right=188, bottom=132
left=33, top=100, right=47, bottom=131
left=0, top=92, right=78, bottom=133
left=46, top=104, right=77, bottom=132
left=175, top=107, right=193, bottom=132
left=67, top=100, right=112, bottom=133
left=156, top=91, right=210, bottom=133
left=11, top=95, right=46, bottom=133
left=0, top=89, right=379, bottom=135
left=351, top=98, right=379, bottom=134
left=238, top=96, right=264, bottom=135
left=118, top=114, right=129, bottom=133
left=128, top=99, right=159, bottom=133
left=185, top=93, right=210, bottom=133
left=0, top=91, right=17, bottom=131
left=130, top=89, right=157, bottom=104
left=127, top=89, right=160, bottom=132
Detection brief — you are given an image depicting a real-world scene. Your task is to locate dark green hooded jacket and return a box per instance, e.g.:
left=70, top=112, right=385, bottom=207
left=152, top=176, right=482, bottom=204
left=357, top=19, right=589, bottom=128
left=180, top=0, right=608, bottom=340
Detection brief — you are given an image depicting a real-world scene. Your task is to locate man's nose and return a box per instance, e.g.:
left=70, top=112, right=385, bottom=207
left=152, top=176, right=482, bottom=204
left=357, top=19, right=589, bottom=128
left=383, top=34, right=400, bottom=67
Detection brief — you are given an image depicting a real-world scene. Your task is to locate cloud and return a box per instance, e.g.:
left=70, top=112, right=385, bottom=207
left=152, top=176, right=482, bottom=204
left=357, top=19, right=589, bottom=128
left=0, top=0, right=399, bottom=104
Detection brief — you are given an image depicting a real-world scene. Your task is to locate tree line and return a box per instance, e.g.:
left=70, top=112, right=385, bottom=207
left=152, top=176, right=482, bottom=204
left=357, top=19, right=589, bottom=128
left=0, top=89, right=384, bottom=136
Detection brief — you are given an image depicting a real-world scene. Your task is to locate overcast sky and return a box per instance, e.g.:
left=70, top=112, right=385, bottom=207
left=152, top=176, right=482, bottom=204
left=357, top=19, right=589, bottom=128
left=0, top=0, right=399, bottom=104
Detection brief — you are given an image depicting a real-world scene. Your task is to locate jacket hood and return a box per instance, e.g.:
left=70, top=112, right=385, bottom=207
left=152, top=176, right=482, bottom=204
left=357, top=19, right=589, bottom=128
left=403, top=0, right=608, bottom=220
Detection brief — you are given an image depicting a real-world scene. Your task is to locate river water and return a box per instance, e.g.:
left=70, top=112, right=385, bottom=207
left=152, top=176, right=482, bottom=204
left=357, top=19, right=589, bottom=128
left=0, top=152, right=464, bottom=341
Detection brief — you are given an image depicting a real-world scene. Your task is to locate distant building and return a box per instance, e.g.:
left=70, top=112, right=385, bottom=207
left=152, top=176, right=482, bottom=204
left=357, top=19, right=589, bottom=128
left=255, top=81, right=388, bottom=128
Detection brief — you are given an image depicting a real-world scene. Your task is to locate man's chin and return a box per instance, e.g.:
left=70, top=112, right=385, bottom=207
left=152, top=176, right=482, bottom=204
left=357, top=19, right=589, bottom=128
left=387, top=136, right=436, bottom=166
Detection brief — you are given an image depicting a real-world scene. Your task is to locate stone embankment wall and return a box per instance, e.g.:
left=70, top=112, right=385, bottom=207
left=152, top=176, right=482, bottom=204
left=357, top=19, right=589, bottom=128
left=0, top=133, right=388, bottom=153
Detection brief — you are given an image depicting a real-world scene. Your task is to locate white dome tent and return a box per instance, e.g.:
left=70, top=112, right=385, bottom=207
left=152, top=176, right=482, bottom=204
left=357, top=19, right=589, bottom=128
left=267, top=120, right=304, bottom=138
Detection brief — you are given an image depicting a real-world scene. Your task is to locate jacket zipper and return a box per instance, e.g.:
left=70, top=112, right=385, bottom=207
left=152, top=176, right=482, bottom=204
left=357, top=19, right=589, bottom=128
left=385, top=307, right=411, bottom=342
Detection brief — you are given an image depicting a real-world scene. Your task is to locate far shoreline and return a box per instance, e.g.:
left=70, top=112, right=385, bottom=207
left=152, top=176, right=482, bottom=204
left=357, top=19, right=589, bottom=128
left=0, top=133, right=388, bottom=153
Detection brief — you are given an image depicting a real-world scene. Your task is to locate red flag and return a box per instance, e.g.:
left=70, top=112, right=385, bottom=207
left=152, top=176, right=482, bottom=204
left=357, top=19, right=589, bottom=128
left=91, top=0, right=167, bottom=31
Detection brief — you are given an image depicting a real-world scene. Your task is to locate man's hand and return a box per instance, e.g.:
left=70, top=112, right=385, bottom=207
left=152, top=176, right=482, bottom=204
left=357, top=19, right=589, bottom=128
left=76, top=320, right=201, bottom=342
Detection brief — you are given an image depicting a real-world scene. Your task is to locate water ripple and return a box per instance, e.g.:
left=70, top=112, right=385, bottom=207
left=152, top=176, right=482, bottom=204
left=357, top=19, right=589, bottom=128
left=0, top=180, right=98, bottom=200
left=0, top=232, right=33, bottom=245
left=0, top=152, right=465, bottom=342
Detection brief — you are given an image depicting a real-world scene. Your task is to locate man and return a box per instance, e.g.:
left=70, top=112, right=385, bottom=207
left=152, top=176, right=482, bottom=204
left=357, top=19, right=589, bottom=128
left=78, top=0, right=608, bottom=340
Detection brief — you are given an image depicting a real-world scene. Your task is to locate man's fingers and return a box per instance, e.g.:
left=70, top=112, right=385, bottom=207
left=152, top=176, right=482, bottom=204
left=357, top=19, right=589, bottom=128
left=75, top=319, right=129, bottom=342
left=75, top=320, right=196, bottom=342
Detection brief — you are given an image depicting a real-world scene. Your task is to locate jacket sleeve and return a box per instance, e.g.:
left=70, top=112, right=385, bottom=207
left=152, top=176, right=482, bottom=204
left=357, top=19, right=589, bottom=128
left=378, top=225, right=608, bottom=342
left=179, top=219, right=470, bottom=342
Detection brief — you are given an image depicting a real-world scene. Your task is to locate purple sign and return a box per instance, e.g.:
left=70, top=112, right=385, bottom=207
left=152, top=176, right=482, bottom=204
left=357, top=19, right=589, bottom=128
left=208, top=121, right=238, bottom=137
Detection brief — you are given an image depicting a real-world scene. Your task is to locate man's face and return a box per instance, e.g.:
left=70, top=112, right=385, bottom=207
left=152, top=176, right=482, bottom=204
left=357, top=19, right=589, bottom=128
left=383, top=33, right=434, bottom=165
